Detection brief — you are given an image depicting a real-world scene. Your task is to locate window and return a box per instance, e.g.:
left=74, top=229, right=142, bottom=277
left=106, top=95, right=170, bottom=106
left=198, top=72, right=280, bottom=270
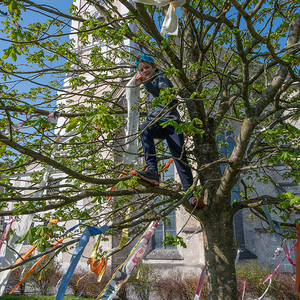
left=152, top=161, right=177, bottom=250
left=152, top=211, right=177, bottom=250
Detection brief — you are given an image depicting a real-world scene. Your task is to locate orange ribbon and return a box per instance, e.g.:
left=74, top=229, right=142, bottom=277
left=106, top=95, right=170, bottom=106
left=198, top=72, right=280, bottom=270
left=12, top=220, right=59, bottom=271
left=88, top=256, right=107, bottom=276
left=10, top=238, right=63, bottom=294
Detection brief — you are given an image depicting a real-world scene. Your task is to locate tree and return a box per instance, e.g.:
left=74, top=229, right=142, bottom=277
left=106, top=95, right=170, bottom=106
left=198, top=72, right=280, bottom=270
left=0, top=0, right=300, bottom=299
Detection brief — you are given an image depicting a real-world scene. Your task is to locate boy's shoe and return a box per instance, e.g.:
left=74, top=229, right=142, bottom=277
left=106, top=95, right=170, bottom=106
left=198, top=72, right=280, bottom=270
left=189, top=196, right=205, bottom=208
left=131, top=169, right=160, bottom=187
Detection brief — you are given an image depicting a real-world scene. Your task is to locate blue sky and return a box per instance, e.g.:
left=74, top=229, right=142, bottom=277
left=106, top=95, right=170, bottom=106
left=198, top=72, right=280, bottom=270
left=0, top=1, right=73, bottom=131
left=0, top=1, right=72, bottom=96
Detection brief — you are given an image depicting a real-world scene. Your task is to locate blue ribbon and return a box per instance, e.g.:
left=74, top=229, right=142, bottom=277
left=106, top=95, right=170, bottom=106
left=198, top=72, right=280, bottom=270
left=263, top=200, right=283, bottom=234
left=75, top=291, right=83, bottom=299
left=262, top=204, right=276, bottom=231
left=55, top=224, right=109, bottom=300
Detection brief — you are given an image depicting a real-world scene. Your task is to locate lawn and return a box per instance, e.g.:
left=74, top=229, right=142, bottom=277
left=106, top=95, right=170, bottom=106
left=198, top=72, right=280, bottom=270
left=2, top=295, right=94, bottom=300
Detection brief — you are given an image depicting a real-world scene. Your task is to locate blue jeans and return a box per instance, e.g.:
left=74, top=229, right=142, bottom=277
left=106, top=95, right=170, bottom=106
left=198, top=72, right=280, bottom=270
left=140, top=121, right=194, bottom=192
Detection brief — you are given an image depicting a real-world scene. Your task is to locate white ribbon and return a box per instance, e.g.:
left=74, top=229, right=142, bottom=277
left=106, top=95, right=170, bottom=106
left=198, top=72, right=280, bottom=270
left=123, top=76, right=140, bottom=165
left=133, top=0, right=185, bottom=36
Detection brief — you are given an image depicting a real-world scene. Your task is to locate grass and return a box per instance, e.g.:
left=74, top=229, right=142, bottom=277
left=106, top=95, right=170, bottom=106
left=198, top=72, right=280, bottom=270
left=2, top=295, right=94, bottom=300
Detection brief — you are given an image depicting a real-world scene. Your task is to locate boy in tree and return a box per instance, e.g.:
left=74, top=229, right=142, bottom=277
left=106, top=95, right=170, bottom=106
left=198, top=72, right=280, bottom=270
left=131, top=54, right=204, bottom=208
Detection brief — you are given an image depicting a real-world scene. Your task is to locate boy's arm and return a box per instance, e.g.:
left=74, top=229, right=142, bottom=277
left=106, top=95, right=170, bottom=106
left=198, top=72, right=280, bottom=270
left=144, top=75, right=172, bottom=97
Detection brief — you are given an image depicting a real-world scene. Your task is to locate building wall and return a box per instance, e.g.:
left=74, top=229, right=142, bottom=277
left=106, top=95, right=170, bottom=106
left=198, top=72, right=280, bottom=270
left=231, top=120, right=297, bottom=272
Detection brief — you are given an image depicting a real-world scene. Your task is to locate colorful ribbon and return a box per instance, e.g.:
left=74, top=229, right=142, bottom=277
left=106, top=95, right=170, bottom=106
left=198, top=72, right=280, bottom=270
left=242, top=280, right=246, bottom=300
left=88, top=235, right=108, bottom=280
left=12, top=219, right=59, bottom=271
left=194, top=264, right=206, bottom=300
left=259, top=278, right=272, bottom=299
left=283, top=244, right=296, bottom=266
left=243, top=277, right=272, bottom=299
left=97, top=221, right=159, bottom=300
left=187, top=226, right=202, bottom=241
left=0, top=218, right=15, bottom=251
left=295, top=224, right=300, bottom=292
left=12, top=245, right=37, bottom=271
left=273, top=247, right=283, bottom=260
left=263, top=240, right=297, bottom=284
left=262, top=202, right=283, bottom=234
left=55, top=224, right=109, bottom=300
left=10, top=238, right=64, bottom=294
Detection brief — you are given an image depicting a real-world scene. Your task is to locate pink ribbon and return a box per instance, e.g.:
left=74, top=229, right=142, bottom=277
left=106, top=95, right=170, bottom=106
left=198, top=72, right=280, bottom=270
left=194, top=264, right=206, bottom=298
left=0, top=218, right=15, bottom=251
left=283, top=244, right=296, bottom=266
left=242, top=280, right=246, bottom=300
left=263, top=241, right=297, bottom=284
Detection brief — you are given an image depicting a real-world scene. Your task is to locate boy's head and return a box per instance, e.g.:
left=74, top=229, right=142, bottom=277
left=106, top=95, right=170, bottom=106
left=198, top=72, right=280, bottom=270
left=136, top=55, right=157, bottom=80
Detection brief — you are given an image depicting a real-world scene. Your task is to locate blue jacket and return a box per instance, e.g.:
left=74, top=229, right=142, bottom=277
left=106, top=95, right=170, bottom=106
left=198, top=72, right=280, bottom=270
left=144, top=71, right=181, bottom=122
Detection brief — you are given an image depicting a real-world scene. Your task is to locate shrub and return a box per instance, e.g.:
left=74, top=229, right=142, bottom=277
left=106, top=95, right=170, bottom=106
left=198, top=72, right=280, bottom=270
left=7, top=267, right=26, bottom=295
left=68, top=265, right=131, bottom=299
left=68, top=267, right=110, bottom=298
left=236, top=260, right=273, bottom=297
left=116, top=280, right=129, bottom=300
left=128, top=264, right=159, bottom=300
left=269, top=272, right=300, bottom=300
left=27, top=256, right=62, bottom=295
left=236, top=260, right=300, bottom=300
left=153, top=270, right=208, bottom=300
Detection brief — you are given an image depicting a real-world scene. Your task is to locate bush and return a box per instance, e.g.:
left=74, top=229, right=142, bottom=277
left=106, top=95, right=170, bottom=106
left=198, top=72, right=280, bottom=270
left=236, top=260, right=273, bottom=297
left=236, top=260, right=300, bottom=300
left=68, top=264, right=132, bottom=299
left=27, top=256, right=62, bottom=295
left=7, top=267, right=26, bottom=295
left=270, top=272, right=300, bottom=300
left=68, top=267, right=111, bottom=298
left=7, top=256, right=61, bottom=296
left=154, top=270, right=208, bottom=300
left=128, top=264, right=159, bottom=300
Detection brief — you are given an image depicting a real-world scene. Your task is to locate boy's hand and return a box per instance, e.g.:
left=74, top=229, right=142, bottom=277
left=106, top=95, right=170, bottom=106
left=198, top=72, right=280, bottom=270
left=135, top=73, right=145, bottom=82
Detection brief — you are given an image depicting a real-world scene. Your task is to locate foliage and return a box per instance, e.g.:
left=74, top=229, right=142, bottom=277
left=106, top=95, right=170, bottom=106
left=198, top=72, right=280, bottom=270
left=68, top=267, right=128, bottom=299
left=154, top=270, right=208, bottom=300
left=162, top=232, right=187, bottom=248
left=68, top=267, right=110, bottom=298
left=1, top=0, right=300, bottom=298
left=128, top=264, right=159, bottom=300
left=26, top=256, right=62, bottom=295
left=6, top=267, right=26, bottom=295
left=236, top=261, right=300, bottom=300
left=236, top=261, right=275, bottom=296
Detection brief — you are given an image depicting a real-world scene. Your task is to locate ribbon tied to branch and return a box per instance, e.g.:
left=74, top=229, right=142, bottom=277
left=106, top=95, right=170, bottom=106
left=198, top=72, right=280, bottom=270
left=133, top=0, right=185, bottom=36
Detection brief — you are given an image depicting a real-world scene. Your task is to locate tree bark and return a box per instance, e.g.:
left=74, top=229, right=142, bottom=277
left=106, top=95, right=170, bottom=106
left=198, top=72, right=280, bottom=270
left=202, top=200, right=237, bottom=300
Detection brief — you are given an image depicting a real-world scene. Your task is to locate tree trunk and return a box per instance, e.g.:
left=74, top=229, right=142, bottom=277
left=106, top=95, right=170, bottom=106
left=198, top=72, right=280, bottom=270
left=202, top=203, right=238, bottom=300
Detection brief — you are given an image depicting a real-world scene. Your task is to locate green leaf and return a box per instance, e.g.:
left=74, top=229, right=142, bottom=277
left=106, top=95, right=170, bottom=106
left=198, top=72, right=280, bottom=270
left=36, top=240, right=44, bottom=252
left=27, top=228, right=35, bottom=245
left=66, top=118, right=79, bottom=132
left=2, top=53, right=9, bottom=59
left=16, top=231, right=29, bottom=244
